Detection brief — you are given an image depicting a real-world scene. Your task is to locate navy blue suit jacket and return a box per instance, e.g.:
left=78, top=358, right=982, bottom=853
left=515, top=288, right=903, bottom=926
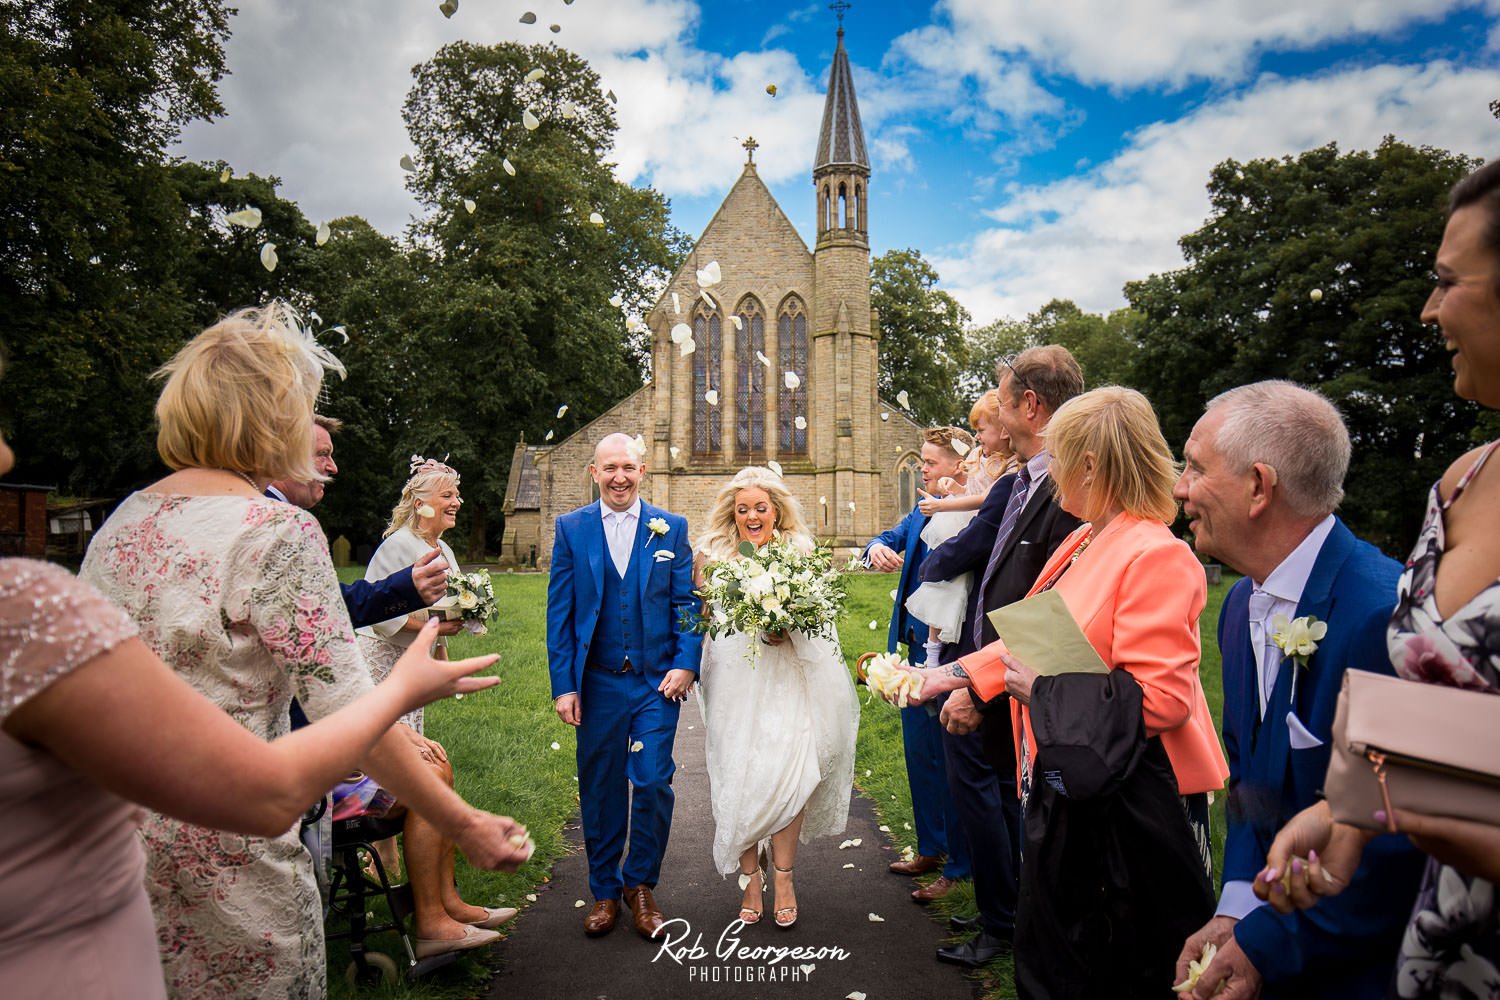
left=864, top=504, right=932, bottom=663
left=341, top=571, right=423, bottom=630
left=1220, top=518, right=1424, bottom=995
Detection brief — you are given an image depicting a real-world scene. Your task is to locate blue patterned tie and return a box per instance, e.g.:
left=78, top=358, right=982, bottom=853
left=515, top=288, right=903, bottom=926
left=972, top=462, right=1033, bottom=649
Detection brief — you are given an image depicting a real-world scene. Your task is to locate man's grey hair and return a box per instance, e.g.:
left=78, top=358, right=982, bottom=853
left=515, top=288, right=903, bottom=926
left=1205, top=380, right=1349, bottom=517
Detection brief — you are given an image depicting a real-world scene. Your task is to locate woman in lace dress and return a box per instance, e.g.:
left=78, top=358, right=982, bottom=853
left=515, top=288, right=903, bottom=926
left=1254, top=159, right=1500, bottom=999
left=80, top=304, right=532, bottom=998
left=694, top=467, right=859, bottom=929
left=0, top=395, right=501, bottom=998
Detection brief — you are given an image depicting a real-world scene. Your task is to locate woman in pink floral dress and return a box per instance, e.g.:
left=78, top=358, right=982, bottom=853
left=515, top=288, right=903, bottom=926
left=80, top=304, right=533, bottom=998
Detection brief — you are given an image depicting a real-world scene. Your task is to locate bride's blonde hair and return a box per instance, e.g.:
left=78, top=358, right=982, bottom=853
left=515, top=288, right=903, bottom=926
left=696, top=466, right=814, bottom=562
left=384, top=456, right=461, bottom=539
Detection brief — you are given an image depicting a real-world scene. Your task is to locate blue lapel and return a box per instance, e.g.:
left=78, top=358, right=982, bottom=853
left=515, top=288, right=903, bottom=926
left=1265, top=518, right=1355, bottom=786
left=635, top=503, right=659, bottom=604
left=584, top=501, right=606, bottom=601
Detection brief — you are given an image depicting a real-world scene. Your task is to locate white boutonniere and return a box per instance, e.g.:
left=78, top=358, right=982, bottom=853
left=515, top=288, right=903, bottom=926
left=646, top=516, right=669, bottom=542
left=1271, top=613, right=1327, bottom=708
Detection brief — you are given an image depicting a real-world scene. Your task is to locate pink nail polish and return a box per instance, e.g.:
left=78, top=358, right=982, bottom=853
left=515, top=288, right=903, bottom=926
left=1309, top=849, right=1319, bottom=864
left=1292, top=859, right=1303, bottom=875
left=1374, top=809, right=1388, bottom=824
left=1263, top=868, right=1279, bottom=883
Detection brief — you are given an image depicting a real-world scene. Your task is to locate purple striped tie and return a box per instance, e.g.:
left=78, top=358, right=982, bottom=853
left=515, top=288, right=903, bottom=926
left=972, top=463, right=1033, bottom=649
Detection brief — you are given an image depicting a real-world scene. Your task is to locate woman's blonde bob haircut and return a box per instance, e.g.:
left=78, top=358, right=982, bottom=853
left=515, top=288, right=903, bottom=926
left=1045, top=386, right=1180, bottom=525
left=154, top=302, right=344, bottom=483
left=696, top=466, right=814, bottom=563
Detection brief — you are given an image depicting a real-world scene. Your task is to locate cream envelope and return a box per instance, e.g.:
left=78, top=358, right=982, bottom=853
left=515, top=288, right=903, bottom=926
left=985, top=590, right=1109, bottom=676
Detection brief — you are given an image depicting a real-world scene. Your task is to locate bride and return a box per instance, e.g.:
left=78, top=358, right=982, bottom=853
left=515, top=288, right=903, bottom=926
left=694, top=467, right=859, bottom=929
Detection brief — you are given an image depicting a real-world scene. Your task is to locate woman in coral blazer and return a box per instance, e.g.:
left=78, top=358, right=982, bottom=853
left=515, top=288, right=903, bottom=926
left=908, top=386, right=1229, bottom=999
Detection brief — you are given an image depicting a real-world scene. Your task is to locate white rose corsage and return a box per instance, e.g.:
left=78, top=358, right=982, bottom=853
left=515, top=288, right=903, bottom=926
left=646, top=516, right=669, bottom=539
left=1271, top=613, right=1326, bottom=709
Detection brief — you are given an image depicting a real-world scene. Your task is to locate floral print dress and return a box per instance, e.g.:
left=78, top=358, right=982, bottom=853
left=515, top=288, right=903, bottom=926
left=1386, top=442, right=1500, bottom=999
left=81, top=493, right=374, bottom=1000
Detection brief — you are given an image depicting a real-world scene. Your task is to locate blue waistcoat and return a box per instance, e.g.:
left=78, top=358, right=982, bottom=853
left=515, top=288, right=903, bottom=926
left=590, top=549, right=643, bottom=670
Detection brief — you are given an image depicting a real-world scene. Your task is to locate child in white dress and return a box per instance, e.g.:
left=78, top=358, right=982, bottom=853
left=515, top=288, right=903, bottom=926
left=904, top=391, right=1018, bottom=661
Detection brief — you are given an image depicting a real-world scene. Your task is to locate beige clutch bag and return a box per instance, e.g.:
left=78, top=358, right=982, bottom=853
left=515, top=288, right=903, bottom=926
left=1325, top=669, right=1500, bottom=832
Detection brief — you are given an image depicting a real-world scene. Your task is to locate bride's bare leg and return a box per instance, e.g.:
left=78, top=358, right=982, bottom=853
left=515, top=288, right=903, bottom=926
left=737, top=845, right=764, bottom=921
left=770, top=811, right=804, bottom=924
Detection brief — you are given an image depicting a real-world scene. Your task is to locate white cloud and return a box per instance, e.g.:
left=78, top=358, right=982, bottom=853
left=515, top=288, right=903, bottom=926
left=934, top=61, right=1500, bottom=323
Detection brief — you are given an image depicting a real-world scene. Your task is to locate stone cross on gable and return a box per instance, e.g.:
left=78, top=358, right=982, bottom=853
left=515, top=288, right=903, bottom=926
left=742, top=136, right=759, bottom=163
left=830, top=1, right=851, bottom=25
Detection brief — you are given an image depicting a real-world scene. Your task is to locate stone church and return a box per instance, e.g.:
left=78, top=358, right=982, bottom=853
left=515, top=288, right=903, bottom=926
left=502, top=25, right=925, bottom=566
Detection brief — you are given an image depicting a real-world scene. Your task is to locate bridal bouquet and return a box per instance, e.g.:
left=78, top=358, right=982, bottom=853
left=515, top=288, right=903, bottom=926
left=430, top=570, right=497, bottom=636
left=693, top=539, right=850, bottom=645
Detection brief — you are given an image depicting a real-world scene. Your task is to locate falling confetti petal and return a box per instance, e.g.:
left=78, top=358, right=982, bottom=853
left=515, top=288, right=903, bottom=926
left=755, top=351, right=770, bottom=367
left=544, top=429, right=554, bottom=442
left=889, top=590, right=898, bottom=600
left=219, top=167, right=231, bottom=183
left=550, top=741, right=561, bottom=750
left=679, top=339, right=695, bottom=357
left=549, top=23, right=561, bottom=32
left=738, top=873, right=752, bottom=890
left=519, top=11, right=536, bottom=23
left=439, top=0, right=457, bottom=17
left=606, top=89, right=617, bottom=103
left=625, top=315, right=644, bottom=332
left=574, top=899, right=586, bottom=908
left=463, top=199, right=476, bottom=214
left=523, top=109, right=540, bottom=130
left=766, top=83, right=778, bottom=97
left=560, top=101, right=577, bottom=119
left=589, top=211, right=604, bottom=225
left=880, top=412, right=890, bottom=421
left=705, top=389, right=719, bottom=406
left=868, top=620, right=878, bottom=630
left=225, top=207, right=262, bottom=229
left=315, top=221, right=331, bottom=245
left=672, top=292, right=681, bottom=314
left=556, top=404, right=568, bottom=418
left=400, top=154, right=417, bottom=172
left=952, top=438, right=971, bottom=457
left=695, top=260, right=722, bottom=287
left=630, top=740, right=644, bottom=752
left=632, top=434, right=647, bottom=459
left=670, top=446, right=681, bottom=460
left=794, top=416, right=807, bottom=430
left=524, top=67, right=545, bottom=83
left=609, top=293, right=624, bottom=308
left=848, top=501, right=856, bottom=511
left=1310, top=288, right=1323, bottom=302
left=259, top=242, right=278, bottom=272
left=897, top=389, right=910, bottom=409
left=700, top=289, right=718, bottom=310
left=865, top=768, right=872, bottom=776
left=767, top=460, right=783, bottom=477
left=820, top=496, right=827, bottom=505
left=784, top=371, right=801, bottom=390
left=729, top=314, right=743, bottom=331
left=868, top=913, right=885, bottom=922
left=843, top=863, right=855, bottom=869
left=878, top=824, right=891, bottom=832
left=670, top=322, right=692, bottom=344
left=503, top=158, right=517, bottom=176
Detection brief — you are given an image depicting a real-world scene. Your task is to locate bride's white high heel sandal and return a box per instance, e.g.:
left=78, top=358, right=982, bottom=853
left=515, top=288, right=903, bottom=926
left=738, top=865, right=765, bottom=925
left=773, top=864, right=798, bottom=930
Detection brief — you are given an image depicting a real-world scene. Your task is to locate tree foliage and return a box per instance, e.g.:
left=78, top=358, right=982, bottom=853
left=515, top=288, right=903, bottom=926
left=1125, top=139, right=1481, bottom=554
left=962, top=300, right=1143, bottom=401
left=871, top=248, right=971, bottom=426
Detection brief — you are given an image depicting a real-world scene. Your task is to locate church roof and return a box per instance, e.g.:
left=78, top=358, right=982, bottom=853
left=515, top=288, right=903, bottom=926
left=814, top=27, right=869, bottom=173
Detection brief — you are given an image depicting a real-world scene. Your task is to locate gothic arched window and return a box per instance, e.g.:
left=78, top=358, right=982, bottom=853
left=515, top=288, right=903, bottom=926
left=897, top=453, right=922, bottom=513
left=693, top=307, right=722, bottom=455
left=777, top=295, right=808, bottom=454
left=734, top=296, right=766, bottom=457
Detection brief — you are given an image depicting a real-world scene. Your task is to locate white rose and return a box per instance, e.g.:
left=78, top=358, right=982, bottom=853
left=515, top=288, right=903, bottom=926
left=458, top=590, right=479, bottom=610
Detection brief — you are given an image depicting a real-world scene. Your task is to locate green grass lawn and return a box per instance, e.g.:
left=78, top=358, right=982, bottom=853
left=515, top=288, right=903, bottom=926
left=327, top=566, right=1237, bottom=998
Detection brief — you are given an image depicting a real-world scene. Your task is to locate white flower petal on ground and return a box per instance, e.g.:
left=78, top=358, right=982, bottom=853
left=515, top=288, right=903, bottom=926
left=574, top=899, right=585, bottom=908
left=463, top=199, right=476, bottom=215
left=695, top=260, right=722, bottom=288
left=705, top=389, right=719, bottom=407
left=524, top=67, right=545, bottom=83
left=609, top=293, right=623, bottom=308
left=522, top=109, right=540, bottom=130
left=784, top=371, right=801, bottom=390
left=225, top=207, right=262, bottom=229
left=867, top=913, right=884, bottom=922
left=259, top=243, right=278, bottom=272
left=525, top=893, right=538, bottom=902
left=589, top=211, right=604, bottom=225
left=315, top=221, right=331, bottom=245
left=767, top=460, right=783, bottom=478
left=670, top=322, right=692, bottom=344
left=794, top=416, right=807, bottom=430
left=952, top=439, right=971, bottom=457
left=550, top=741, right=561, bottom=750
left=879, top=824, right=890, bottom=832
left=847, top=993, right=866, bottom=1000
left=503, top=158, right=516, bottom=176
left=842, top=863, right=855, bottom=869
left=519, top=11, right=536, bottom=23
left=897, top=389, right=910, bottom=409
left=888, top=589, right=897, bottom=600
left=400, top=153, right=417, bottom=172
left=868, top=620, right=878, bottom=629
left=556, top=404, right=568, bottom=418
left=439, top=0, right=457, bottom=18
left=755, top=351, right=770, bottom=367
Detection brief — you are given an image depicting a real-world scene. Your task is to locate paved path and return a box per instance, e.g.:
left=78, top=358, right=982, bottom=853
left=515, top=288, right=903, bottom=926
left=483, top=694, right=980, bottom=1000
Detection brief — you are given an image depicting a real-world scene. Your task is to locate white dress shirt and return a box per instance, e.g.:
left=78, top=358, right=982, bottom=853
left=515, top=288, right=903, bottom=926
left=600, top=499, right=641, bottom=578
left=1216, top=514, right=1335, bottom=922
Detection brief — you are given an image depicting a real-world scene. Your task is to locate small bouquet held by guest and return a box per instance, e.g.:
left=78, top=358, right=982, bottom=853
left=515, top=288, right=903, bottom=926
left=857, top=650, right=926, bottom=708
left=691, top=537, right=850, bottom=656
left=431, top=570, right=498, bottom=636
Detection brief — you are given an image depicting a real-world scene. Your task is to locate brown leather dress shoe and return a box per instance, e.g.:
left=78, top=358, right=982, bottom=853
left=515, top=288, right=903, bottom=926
left=888, top=854, right=943, bottom=876
left=583, top=899, right=619, bottom=937
left=911, top=875, right=958, bottom=903
left=622, top=884, right=666, bottom=939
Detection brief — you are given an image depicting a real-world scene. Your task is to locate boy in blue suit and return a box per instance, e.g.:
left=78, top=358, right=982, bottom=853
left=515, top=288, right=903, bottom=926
left=547, top=433, right=702, bottom=940
left=1174, top=382, right=1424, bottom=999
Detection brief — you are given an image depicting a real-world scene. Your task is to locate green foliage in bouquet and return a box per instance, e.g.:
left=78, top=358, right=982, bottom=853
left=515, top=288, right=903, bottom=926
left=432, top=570, right=499, bottom=636
left=688, top=538, right=852, bottom=645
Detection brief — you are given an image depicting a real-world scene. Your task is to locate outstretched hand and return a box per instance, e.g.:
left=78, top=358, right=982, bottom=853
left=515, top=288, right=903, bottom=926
left=454, top=810, right=534, bottom=872
left=389, top=619, right=499, bottom=709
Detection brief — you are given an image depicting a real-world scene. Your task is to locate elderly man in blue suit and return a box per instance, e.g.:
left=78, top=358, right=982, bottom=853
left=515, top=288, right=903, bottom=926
left=1173, top=381, right=1425, bottom=1000
left=863, top=426, right=972, bottom=899
left=547, top=432, right=702, bottom=941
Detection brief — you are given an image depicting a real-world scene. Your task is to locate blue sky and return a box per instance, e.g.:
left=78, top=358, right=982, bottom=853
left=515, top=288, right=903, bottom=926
left=178, top=0, right=1500, bottom=322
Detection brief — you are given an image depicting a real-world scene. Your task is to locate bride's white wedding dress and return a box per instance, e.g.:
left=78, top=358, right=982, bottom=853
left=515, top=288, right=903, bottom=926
left=699, top=627, right=860, bottom=875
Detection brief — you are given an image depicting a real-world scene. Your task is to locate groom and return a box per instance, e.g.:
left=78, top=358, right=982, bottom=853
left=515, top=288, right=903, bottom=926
left=547, top=432, right=702, bottom=940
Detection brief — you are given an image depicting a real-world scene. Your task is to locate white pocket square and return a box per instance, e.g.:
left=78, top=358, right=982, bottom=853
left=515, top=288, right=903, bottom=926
left=1285, top=710, right=1325, bottom=750
left=653, top=550, right=675, bottom=562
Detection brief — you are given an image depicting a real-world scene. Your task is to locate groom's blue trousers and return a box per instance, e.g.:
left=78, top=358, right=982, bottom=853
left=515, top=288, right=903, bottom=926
left=576, top=666, right=680, bottom=900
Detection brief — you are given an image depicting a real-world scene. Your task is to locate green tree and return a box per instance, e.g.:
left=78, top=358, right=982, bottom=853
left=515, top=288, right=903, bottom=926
left=960, top=301, right=1142, bottom=400
left=1125, top=139, right=1480, bottom=554
left=871, top=248, right=971, bottom=426
left=401, top=42, right=687, bottom=556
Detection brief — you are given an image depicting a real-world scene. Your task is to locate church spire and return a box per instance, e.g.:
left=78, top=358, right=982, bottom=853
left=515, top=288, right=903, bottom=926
left=814, top=20, right=868, bottom=173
